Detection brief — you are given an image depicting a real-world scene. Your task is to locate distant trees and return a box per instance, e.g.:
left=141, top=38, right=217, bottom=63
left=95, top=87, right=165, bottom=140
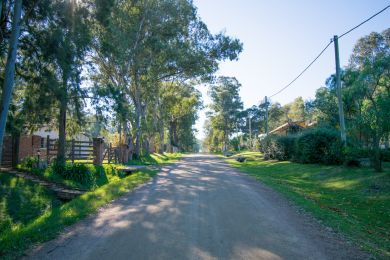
left=0, top=0, right=243, bottom=165
left=92, top=0, right=242, bottom=157
left=204, top=28, right=390, bottom=172
left=205, top=76, right=243, bottom=152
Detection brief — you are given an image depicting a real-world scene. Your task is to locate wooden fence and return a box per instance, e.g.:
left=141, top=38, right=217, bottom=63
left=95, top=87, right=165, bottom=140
left=47, top=137, right=94, bottom=164
left=103, top=143, right=119, bottom=164
left=1, top=135, right=132, bottom=167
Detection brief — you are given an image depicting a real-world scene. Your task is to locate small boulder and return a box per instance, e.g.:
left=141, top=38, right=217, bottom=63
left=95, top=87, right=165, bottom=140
left=236, top=157, right=246, bottom=163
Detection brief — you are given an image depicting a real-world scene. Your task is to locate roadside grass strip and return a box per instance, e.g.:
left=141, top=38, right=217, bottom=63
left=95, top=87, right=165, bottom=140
left=226, top=152, right=390, bottom=259
left=0, top=169, right=156, bottom=259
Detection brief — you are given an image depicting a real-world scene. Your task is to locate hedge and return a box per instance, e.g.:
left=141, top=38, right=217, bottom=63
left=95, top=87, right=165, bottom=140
left=262, top=128, right=344, bottom=165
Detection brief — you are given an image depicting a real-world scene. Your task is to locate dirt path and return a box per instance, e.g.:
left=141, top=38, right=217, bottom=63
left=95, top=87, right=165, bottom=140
left=27, top=154, right=367, bottom=260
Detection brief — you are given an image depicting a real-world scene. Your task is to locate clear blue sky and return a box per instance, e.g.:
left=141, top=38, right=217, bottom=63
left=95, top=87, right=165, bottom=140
left=193, top=0, right=390, bottom=139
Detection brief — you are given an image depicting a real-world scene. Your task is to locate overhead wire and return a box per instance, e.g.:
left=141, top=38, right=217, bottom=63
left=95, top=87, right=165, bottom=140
left=268, top=40, right=333, bottom=98
left=268, top=4, right=390, bottom=99
left=339, top=4, right=390, bottom=39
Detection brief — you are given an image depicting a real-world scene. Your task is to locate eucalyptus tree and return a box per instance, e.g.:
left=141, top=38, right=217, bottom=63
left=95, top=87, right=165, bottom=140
left=0, top=0, right=22, bottom=164
left=93, top=0, right=242, bottom=157
left=345, top=28, right=390, bottom=171
left=159, top=82, right=202, bottom=152
left=208, top=76, right=243, bottom=151
left=36, top=0, right=92, bottom=165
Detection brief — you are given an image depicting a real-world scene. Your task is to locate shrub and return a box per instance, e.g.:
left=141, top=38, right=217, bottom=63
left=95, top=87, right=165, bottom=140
left=262, top=128, right=344, bottom=165
left=19, top=156, right=39, bottom=170
left=343, top=147, right=370, bottom=167
left=294, top=128, right=343, bottom=165
left=262, top=135, right=297, bottom=161
left=50, top=161, right=96, bottom=188
left=381, top=149, right=390, bottom=162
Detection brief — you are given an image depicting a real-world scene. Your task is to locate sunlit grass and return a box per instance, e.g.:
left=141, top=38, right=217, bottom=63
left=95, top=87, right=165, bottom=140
left=0, top=153, right=182, bottom=258
left=128, top=152, right=183, bottom=165
left=0, top=169, right=157, bottom=259
left=226, top=152, right=390, bottom=258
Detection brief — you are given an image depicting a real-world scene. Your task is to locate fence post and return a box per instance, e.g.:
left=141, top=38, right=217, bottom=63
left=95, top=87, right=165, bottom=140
left=71, top=139, right=75, bottom=164
left=93, top=138, right=104, bottom=166
left=46, top=135, right=50, bottom=165
left=108, top=143, right=112, bottom=164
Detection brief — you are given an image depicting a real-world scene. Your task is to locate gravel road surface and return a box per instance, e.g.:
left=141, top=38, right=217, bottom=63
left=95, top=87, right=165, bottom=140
left=27, top=154, right=367, bottom=260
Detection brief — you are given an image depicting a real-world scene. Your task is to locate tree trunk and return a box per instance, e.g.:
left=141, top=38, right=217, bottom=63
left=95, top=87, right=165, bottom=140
left=57, top=94, right=67, bottom=165
left=127, top=134, right=133, bottom=161
left=159, top=125, right=164, bottom=153
left=168, top=121, right=174, bottom=153
left=134, top=100, right=142, bottom=158
left=0, top=0, right=22, bottom=166
left=372, top=132, right=382, bottom=172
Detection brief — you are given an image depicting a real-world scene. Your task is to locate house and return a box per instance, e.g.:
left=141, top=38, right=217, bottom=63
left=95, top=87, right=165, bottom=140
left=268, top=120, right=316, bottom=136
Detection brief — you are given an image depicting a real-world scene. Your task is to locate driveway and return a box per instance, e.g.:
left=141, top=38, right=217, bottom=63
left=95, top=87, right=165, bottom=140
left=27, top=154, right=366, bottom=260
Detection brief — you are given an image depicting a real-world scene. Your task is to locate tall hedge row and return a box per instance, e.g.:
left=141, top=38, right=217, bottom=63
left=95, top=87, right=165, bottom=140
left=262, top=128, right=344, bottom=165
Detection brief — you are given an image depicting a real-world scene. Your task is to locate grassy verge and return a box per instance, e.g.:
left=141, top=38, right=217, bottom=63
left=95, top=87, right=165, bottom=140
left=0, top=169, right=156, bottom=259
left=128, top=152, right=183, bottom=165
left=16, top=153, right=182, bottom=191
left=17, top=163, right=132, bottom=191
left=226, top=152, right=390, bottom=258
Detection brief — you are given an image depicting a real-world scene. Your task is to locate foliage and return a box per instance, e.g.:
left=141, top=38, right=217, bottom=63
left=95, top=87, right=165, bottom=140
left=262, top=128, right=343, bottom=165
left=0, top=172, right=62, bottom=239
left=0, top=169, right=156, bottom=259
left=294, top=128, right=344, bottom=165
left=205, top=76, right=243, bottom=152
left=227, top=152, right=390, bottom=258
left=19, top=156, right=39, bottom=170
left=50, top=162, right=97, bottom=189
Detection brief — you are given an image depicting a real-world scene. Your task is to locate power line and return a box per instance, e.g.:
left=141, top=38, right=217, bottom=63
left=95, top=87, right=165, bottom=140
left=269, top=40, right=332, bottom=98
left=339, top=4, right=390, bottom=39
left=268, top=4, right=390, bottom=99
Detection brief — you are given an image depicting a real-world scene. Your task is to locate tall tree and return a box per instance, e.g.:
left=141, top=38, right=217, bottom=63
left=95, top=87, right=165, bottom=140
left=346, top=28, right=390, bottom=171
left=208, top=76, right=243, bottom=151
left=0, top=0, right=22, bottom=164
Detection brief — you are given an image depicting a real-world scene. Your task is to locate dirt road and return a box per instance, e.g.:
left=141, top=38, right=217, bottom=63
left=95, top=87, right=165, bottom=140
left=27, top=154, right=366, bottom=260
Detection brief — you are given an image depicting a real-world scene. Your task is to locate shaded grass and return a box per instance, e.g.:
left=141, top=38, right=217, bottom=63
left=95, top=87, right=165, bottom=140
left=226, top=152, right=390, bottom=259
left=0, top=173, right=62, bottom=238
left=0, top=169, right=156, bottom=259
left=18, top=163, right=131, bottom=191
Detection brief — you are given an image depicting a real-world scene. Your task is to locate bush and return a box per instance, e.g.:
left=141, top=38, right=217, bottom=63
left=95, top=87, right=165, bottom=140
left=343, top=147, right=370, bottom=167
left=381, top=149, right=390, bottom=162
left=50, top=162, right=96, bottom=188
left=19, top=156, right=39, bottom=170
left=262, top=135, right=297, bottom=161
left=262, top=128, right=344, bottom=165
left=294, top=128, right=343, bottom=165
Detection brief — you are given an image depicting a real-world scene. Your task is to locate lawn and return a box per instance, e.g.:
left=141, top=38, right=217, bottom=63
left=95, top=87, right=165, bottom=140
left=0, top=152, right=183, bottom=259
left=226, top=152, right=390, bottom=259
left=128, top=152, right=183, bottom=165
left=0, top=169, right=156, bottom=259
left=17, top=153, right=183, bottom=191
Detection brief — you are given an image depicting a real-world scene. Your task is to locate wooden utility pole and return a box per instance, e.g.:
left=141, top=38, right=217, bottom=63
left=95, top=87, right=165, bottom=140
left=333, top=35, right=347, bottom=145
left=265, top=96, right=269, bottom=136
left=0, top=0, right=23, bottom=165
left=248, top=116, right=252, bottom=148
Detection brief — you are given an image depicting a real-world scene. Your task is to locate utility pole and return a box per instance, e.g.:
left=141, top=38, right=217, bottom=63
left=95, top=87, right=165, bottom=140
left=248, top=116, right=252, bottom=149
left=265, top=96, right=269, bottom=136
left=333, top=35, right=347, bottom=146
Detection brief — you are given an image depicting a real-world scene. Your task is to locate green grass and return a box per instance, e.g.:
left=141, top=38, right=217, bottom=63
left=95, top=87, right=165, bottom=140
left=0, top=169, right=156, bottom=259
left=226, top=152, right=390, bottom=259
left=17, top=163, right=132, bottom=191
left=0, top=173, right=62, bottom=238
left=0, top=152, right=182, bottom=259
left=128, top=152, right=183, bottom=165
